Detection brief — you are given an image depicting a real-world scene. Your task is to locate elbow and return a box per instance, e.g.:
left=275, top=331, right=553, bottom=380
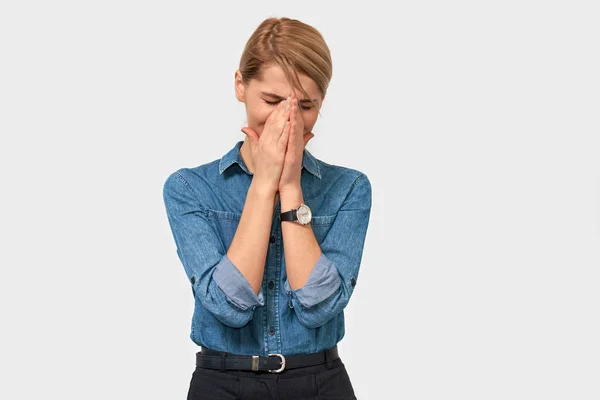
left=199, top=289, right=260, bottom=328
left=285, top=262, right=351, bottom=329
left=292, top=289, right=349, bottom=329
left=210, top=304, right=258, bottom=328
left=195, top=276, right=263, bottom=328
left=296, top=312, right=336, bottom=329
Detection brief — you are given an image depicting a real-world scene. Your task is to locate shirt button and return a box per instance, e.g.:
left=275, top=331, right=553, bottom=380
left=351, top=278, right=357, bottom=287
left=268, top=327, right=275, bottom=335
left=270, top=235, right=276, bottom=243
left=268, top=281, right=274, bottom=289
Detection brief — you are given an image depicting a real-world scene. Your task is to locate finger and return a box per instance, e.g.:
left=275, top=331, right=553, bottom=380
left=292, top=101, right=303, bottom=134
left=277, top=97, right=292, bottom=120
left=292, top=103, right=303, bottom=144
left=289, top=102, right=296, bottom=136
left=276, top=98, right=292, bottom=137
left=267, top=98, right=291, bottom=138
left=265, top=99, right=285, bottom=126
left=286, top=106, right=296, bottom=149
left=280, top=96, right=292, bottom=124
left=279, top=120, right=290, bottom=147
left=264, top=99, right=286, bottom=132
left=241, top=127, right=259, bottom=144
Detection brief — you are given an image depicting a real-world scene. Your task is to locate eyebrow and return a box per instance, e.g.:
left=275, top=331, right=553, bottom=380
left=260, top=91, right=317, bottom=104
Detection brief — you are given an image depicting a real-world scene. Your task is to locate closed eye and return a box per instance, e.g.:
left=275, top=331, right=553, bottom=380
left=263, top=100, right=313, bottom=111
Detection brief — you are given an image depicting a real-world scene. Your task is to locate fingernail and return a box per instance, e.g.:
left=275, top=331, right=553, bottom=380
left=286, top=96, right=291, bottom=104
left=284, top=121, right=289, bottom=130
left=285, top=103, right=290, bottom=112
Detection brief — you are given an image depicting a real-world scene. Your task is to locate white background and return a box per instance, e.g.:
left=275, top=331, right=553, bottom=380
left=1, top=1, right=599, bottom=399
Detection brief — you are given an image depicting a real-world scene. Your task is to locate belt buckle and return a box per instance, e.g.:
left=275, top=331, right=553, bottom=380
left=267, top=353, right=286, bottom=373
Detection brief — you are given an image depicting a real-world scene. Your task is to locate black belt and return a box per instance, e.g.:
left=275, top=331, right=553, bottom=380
left=196, top=345, right=339, bottom=374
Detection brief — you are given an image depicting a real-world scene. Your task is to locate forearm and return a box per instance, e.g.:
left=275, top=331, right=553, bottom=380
left=280, top=186, right=322, bottom=290
left=226, top=179, right=277, bottom=295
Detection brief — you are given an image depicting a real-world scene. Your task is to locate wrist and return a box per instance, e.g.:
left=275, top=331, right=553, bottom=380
left=278, top=182, right=301, bottom=197
left=250, top=178, right=278, bottom=198
left=279, top=187, right=304, bottom=211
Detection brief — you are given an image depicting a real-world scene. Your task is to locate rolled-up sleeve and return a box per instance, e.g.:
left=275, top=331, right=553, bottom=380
left=163, top=171, right=264, bottom=328
left=283, top=173, right=372, bottom=329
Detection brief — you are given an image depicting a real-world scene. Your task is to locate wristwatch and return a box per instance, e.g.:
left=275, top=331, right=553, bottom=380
left=280, top=203, right=312, bottom=225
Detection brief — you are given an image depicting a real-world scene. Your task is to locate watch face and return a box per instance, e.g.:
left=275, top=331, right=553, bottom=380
left=297, top=203, right=312, bottom=225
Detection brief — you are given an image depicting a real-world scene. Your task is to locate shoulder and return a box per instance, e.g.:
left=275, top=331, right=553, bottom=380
left=317, top=157, right=371, bottom=192
left=163, top=158, right=221, bottom=198
left=312, top=157, right=372, bottom=210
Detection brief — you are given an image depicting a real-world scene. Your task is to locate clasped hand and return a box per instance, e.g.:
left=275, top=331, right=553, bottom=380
left=241, top=95, right=314, bottom=195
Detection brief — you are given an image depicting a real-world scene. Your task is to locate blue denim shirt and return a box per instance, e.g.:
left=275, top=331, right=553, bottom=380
left=163, top=140, right=372, bottom=356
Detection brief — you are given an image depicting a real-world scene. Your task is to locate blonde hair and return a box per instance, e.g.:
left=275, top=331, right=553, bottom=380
left=238, top=17, right=333, bottom=114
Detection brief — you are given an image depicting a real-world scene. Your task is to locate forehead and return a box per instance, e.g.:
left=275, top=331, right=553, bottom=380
left=252, top=63, right=320, bottom=100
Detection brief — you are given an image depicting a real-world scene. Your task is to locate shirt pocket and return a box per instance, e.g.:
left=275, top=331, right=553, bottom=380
left=205, top=209, right=242, bottom=250
left=310, top=214, right=336, bottom=245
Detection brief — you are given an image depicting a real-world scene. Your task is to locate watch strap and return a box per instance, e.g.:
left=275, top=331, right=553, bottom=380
left=279, top=209, right=297, bottom=222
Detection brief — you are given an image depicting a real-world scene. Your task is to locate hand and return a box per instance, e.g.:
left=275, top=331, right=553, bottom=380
left=241, top=98, right=292, bottom=194
left=278, top=96, right=315, bottom=193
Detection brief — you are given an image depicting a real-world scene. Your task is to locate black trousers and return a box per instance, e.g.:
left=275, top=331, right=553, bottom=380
left=187, top=355, right=357, bottom=400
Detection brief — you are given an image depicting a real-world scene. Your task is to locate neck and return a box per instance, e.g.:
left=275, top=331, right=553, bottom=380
left=240, top=138, right=254, bottom=174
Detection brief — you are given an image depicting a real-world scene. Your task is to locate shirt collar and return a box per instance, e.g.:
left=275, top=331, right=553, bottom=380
left=219, top=140, right=322, bottom=179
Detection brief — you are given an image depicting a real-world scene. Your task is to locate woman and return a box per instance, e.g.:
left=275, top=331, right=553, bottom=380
left=163, top=17, right=372, bottom=400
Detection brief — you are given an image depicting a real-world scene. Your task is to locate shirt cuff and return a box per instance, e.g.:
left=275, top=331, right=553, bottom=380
left=284, top=252, right=341, bottom=309
left=213, top=254, right=265, bottom=310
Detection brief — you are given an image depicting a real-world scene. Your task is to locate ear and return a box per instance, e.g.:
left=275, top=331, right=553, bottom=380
left=234, top=70, right=246, bottom=103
